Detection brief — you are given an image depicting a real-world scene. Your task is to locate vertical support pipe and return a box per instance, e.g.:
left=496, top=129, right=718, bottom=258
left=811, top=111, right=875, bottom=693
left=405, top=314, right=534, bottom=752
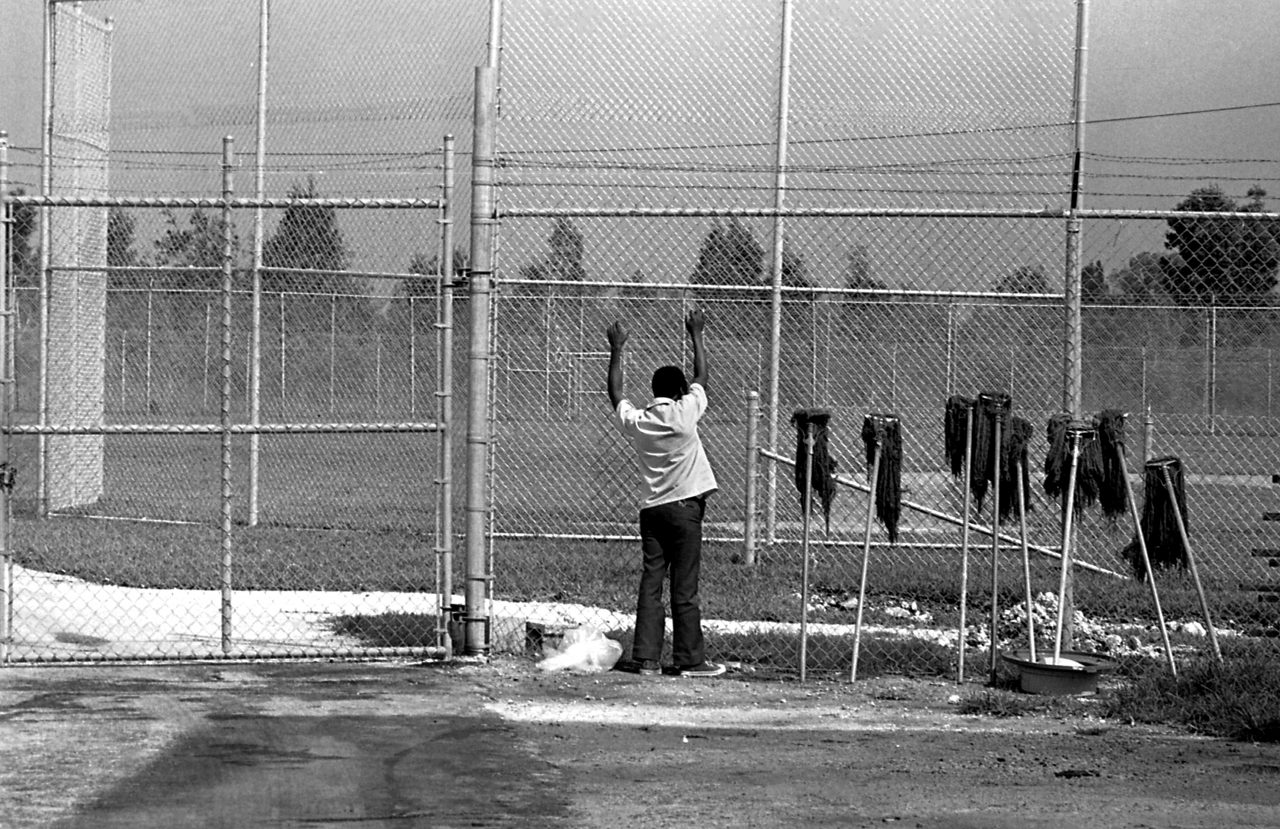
left=1064, top=215, right=1083, bottom=417
left=438, top=136, right=456, bottom=654
left=37, top=0, right=56, bottom=518
left=278, top=292, right=285, bottom=410
left=144, top=283, right=153, bottom=411
left=542, top=294, right=551, bottom=419
left=955, top=403, right=974, bottom=684
left=219, top=137, right=236, bottom=654
left=945, top=304, right=955, bottom=395
left=244, top=334, right=252, bottom=413
left=742, top=390, right=760, bottom=566
left=409, top=297, right=417, bottom=418
left=248, top=0, right=270, bottom=527
left=483, top=271, right=500, bottom=655
left=0, top=133, right=12, bottom=663
left=118, top=332, right=125, bottom=411
left=763, top=0, right=793, bottom=546
left=1207, top=302, right=1217, bottom=433
left=329, top=294, right=336, bottom=413
left=203, top=303, right=211, bottom=411
left=890, top=345, right=899, bottom=411
left=487, top=0, right=504, bottom=70
left=464, top=66, right=498, bottom=656
left=1143, top=406, right=1154, bottom=461
left=374, top=335, right=383, bottom=412
left=1063, top=0, right=1089, bottom=420
left=1140, top=345, right=1148, bottom=416
left=1062, top=3, right=1090, bottom=652
left=798, top=421, right=814, bottom=683
left=808, top=299, right=817, bottom=402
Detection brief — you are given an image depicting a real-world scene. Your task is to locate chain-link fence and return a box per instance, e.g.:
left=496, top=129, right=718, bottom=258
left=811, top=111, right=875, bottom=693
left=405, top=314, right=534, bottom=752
left=485, top=0, right=1280, bottom=679
left=3, top=1, right=1279, bottom=678
left=1, top=178, right=458, bottom=660
left=1, top=0, right=476, bottom=659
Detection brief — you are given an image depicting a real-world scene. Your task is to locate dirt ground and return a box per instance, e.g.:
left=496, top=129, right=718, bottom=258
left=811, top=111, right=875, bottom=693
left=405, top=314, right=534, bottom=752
left=2, top=657, right=1279, bottom=828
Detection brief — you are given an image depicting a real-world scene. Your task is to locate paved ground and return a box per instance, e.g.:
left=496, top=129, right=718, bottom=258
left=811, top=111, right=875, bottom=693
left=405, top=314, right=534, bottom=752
left=2, top=657, right=1279, bottom=828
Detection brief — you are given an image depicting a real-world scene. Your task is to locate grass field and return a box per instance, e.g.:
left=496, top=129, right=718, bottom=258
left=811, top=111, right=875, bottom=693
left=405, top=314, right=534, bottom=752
left=10, top=421, right=1279, bottom=629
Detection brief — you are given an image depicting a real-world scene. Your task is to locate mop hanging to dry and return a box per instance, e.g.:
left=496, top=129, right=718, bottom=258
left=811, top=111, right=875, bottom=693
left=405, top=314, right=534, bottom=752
left=997, top=416, right=1034, bottom=521
left=1043, top=412, right=1071, bottom=497
left=1043, top=414, right=1103, bottom=513
left=1094, top=409, right=1130, bottom=522
left=1121, top=456, right=1190, bottom=577
left=971, top=392, right=1011, bottom=512
left=792, top=408, right=837, bottom=534
left=861, top=414, right=902, bottom=543
left=944, top=395, right=974, bottom=480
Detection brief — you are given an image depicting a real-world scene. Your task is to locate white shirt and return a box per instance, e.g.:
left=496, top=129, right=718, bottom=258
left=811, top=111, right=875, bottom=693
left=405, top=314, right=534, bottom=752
left=614, top=382, right=718, bottom=509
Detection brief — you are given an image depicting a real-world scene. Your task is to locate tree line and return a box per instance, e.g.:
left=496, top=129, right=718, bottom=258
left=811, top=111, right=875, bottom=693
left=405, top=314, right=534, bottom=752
left=5, top=183, right=1276, bottom=306
left=513, top=186, right=1279, bottom=306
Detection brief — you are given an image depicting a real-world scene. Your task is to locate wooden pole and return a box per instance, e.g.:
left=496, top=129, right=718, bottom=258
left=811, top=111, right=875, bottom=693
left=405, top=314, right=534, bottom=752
left=851, top=437, right=881, bottom=682
left=1159, top=464, right=1222, bottom=665
left=955, top=403, right=974, bottom=683
left=987, top=415, right=1003, bottom=684
left=1053, top=430, right=1083, bottom=663
left=1016, top=459, right=1037, bottom=663
left=799, top=421, right=814, bottom=683
left=1121, top=448, right=1176, bottom=675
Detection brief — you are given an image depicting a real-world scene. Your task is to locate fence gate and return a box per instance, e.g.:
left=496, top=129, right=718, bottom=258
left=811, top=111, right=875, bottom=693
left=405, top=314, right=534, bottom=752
left=0, top=137, right=459, bottom=662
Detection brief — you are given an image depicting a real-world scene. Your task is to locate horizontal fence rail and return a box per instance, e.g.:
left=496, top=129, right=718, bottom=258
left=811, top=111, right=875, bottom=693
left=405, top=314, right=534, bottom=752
left=9, top=422, right=442, bottom=435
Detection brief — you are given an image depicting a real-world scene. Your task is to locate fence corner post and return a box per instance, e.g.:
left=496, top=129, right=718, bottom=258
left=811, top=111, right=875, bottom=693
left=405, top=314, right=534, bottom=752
left=462, top=65, right=498, bottom=657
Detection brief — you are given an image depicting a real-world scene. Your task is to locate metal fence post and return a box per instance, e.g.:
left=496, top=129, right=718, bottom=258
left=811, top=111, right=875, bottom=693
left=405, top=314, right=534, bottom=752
left=1058, top=0, right=1091, bottom=653
left=1207, top=301, right=1218, bottom=432
left=763, top=0, right=794, bottom=548
left=219, top=136, right=236, bottom=654
left=1064, top=0, right=1089, bottom=420
left=438, top=135, right=456, bottom=654
left=743, top=390, right=760, bottom=566
left=145, top=281, right=154, bottom=411
left=248, top=0, right=270, bottom=528
left=0, top=132, right=12, bottom=663
left=37, top=0, right=55, bottom=520
left=409, top=296, right=417, bottom=418
left=464, top=66, right=498, bottom=656
left=335, top=294, right=340, bottom=417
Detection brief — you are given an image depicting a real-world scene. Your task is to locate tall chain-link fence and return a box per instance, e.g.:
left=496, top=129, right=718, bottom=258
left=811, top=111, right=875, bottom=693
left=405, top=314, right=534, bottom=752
left=3, top=0, right=1279, bottom=678
left=486, top=0, right=1280, bottom=679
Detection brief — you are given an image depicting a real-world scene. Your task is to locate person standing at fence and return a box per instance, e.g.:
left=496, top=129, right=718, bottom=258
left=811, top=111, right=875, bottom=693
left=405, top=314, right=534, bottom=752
left=606, top=309, right=725, bottom=678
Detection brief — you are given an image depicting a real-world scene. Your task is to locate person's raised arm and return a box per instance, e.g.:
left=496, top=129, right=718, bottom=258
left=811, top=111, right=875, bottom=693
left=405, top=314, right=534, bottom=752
left=606, top=321, right=628, bottom=409
left=686, top=309, right=708, bottom=389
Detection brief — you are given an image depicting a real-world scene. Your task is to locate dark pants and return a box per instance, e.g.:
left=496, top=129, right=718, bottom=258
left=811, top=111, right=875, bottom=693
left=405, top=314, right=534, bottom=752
left=632, top=496, right=706, bottom=668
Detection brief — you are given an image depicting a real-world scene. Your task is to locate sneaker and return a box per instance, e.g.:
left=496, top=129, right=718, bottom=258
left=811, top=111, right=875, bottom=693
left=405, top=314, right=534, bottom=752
left=677, top=661, right=726, bottom=678
left=635, top=659, right=662, bottom=676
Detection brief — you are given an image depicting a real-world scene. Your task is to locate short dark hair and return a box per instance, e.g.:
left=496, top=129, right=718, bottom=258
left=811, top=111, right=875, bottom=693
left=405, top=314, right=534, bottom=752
left=651, top=365, right=689, bottom=399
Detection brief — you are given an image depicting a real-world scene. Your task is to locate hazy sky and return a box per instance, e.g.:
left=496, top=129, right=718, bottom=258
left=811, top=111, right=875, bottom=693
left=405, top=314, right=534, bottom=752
left=2, top=0, right=1278, bottom=278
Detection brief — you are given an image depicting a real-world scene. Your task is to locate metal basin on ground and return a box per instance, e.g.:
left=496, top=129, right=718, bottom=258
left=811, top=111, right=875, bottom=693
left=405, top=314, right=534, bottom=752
left=1001, top=650, right=1118, bottom=695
